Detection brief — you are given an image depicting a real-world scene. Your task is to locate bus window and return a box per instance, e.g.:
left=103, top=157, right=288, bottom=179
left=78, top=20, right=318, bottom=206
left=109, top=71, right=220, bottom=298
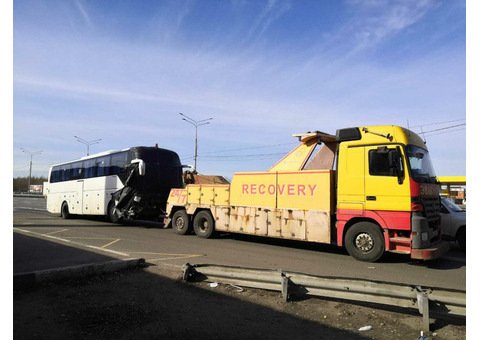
left=96, top=156, right=111, bottom=177
left=60, top=164, right=71, bottom=182
left=110, top=151, right=128, bottom=175
left=71, top=161, right=84, bottom=180
left=50, top=165, right=61, bottom=183
left=84, top=159, right=96, bottom=178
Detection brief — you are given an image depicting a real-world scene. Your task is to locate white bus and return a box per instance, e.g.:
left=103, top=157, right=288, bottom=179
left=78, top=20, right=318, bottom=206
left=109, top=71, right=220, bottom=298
left=44, top=146, right=183, bottom=222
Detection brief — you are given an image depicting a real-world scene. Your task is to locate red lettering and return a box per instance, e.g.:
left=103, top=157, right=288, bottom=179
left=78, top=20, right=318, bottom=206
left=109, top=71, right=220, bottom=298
left=242, top=184, right=249, bottom=194
left=308, top=184, right=317, bottom=196
left=251, top=184, right=257, bottom=195
left=298, top=185, right=306, bottom=196
left=268, top=184, right=276, bottom=195
left=259, top=184, right=266, bottom=195
left=277, top=184, right=285, bottom=195
left=288, top=184, right=295, bottom=196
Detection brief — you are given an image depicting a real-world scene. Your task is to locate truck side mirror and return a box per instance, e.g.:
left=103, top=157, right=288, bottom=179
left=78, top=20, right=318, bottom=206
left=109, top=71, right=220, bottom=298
left=388, top=147, right=404, bottom=184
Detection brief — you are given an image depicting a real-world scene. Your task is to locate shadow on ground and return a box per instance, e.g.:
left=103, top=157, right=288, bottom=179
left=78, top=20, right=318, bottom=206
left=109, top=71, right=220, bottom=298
left=13, top=234, right=466, bottom=340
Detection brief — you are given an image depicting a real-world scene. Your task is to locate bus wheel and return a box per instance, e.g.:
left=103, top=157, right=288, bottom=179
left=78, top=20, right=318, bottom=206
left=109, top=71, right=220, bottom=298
left=172, top=210, right=191, bottom=235
left=345, top=222, right=385, bottom=262
left=108, top=201, right=121, bottom=223
left=193, top=211, right=215, bottom=238
left=61, top=202, right=71, bottom=219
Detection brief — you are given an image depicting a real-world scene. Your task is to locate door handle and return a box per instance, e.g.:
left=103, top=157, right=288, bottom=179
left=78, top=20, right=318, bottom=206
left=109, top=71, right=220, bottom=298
left=366, top=196, right=377, bottom=201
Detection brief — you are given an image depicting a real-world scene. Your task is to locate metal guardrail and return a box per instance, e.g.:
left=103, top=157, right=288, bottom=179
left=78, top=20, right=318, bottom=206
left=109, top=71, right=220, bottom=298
left=182, top=263, right=466, bottom=332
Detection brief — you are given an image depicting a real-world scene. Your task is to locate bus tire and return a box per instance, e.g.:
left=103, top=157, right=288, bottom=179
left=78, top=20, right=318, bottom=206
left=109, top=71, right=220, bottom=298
left=345, top=222, right=385, bottom=262
left=172, top=210, right=191, bottom=235
left=108, top=201, right=122, bottom=223
left=193, top=210, right=215, bottom=239
left=61, top=202, right=71, bottom=219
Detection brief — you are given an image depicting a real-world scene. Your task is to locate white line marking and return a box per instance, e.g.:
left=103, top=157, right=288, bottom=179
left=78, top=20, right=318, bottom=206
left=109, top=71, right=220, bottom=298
left=45, top=228, right=69, bottom=235
left=13, top=228, right=130, bottom=257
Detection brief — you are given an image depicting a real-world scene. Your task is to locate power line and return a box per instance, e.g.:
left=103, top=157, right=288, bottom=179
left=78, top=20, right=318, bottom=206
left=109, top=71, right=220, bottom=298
left=409, top=119, right=466, bottom=129
left=200, top=152, right=288, bottom=159
left=420, top=127, right=466, bottom=137
left=197, top=142, right=298, bottom=155
left=416, top=123, right=466, bottom=135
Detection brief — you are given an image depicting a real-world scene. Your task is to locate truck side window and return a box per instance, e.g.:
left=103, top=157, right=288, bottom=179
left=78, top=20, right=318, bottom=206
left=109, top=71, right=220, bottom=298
left=369, top=149, right=394, bottom=176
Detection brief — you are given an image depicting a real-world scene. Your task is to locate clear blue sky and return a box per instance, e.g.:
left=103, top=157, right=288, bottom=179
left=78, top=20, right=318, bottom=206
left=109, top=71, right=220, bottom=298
left=13, top=0, right=466, bottom=179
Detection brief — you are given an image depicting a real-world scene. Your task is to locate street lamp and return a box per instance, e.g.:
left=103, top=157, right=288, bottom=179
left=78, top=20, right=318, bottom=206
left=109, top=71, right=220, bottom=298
left=74, top=136, right=102, bottom=156
left=20, top=148, right=43, bottom=192
left=179, top=113, right=213, bottom=171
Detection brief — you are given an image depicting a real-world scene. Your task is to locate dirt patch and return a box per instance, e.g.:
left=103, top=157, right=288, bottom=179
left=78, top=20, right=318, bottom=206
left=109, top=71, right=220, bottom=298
left=14, top=265, right=465, bottom=339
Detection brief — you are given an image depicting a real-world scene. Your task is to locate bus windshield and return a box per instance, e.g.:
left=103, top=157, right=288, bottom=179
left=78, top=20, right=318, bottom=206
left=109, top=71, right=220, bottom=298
left=406, top=145, right=436, bottom=183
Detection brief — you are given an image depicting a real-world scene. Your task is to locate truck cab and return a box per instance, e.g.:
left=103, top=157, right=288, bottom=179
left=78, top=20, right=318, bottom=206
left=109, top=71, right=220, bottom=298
left=336, top=126, right=448, bottom=261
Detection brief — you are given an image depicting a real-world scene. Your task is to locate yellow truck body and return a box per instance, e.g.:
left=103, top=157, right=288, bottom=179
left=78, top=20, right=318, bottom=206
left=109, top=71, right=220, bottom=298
left=166, top=126, right=450, bottom=262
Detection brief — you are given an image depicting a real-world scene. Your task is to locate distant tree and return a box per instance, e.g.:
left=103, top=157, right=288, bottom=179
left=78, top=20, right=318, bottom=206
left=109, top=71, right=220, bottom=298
left=13, top=176, right=47, bottom=193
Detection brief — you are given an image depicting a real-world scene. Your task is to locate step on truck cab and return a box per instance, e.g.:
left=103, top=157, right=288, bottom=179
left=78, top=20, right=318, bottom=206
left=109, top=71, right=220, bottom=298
left=166, top=126, right=450, bottom=262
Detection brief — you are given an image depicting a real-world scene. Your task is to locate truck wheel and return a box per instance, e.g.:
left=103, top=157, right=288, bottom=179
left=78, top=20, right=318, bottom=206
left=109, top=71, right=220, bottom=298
left=172, top=210, right=191, bottom=235
left=193, top=211, right=215, bottom=238
left=61, top=202, right=71, bottom=219
left=345, top=222, right=385, bottom=262
left=457, top=227, right=466, bottom=251
left=108, top=201, right=121, bottom=223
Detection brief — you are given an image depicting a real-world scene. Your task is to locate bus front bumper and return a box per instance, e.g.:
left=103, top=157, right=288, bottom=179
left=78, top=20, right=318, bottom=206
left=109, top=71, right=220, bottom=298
left=410, top=240, right=450, bottom=260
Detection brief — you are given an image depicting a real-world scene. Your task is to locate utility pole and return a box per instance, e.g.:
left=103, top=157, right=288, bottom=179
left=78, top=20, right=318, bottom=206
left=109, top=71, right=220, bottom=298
left=179, top=113, right=213, bottom=171
left=74, top=136, right=102, bottom=156
left=20, top=148, right=43, bottom=192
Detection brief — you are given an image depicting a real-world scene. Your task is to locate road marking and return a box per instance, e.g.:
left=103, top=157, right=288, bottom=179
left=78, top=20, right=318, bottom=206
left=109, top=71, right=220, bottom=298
left=62, top=237, right=116, bottom=240
left=101, top=238, right=121, bottom=249
left=129, top=251, right=199, bottom=256
left=13, top=228, right=130, bottom=257
left=45, top=228, right=69, bottom=235
left=147, top=254, right=203, bottom=262
left=128, top=251, right=203, bottom=262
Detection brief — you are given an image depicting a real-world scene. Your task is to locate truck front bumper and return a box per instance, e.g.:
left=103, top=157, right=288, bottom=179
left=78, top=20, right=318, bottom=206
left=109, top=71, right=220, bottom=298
left=410, top=240, right=450, bottom=260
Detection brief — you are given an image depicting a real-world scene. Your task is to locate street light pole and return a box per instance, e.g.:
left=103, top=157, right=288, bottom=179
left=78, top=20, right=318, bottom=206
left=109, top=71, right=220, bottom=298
left=179, top=113, right=213, bottom=171
left=74, top=136, right=102, bottom=156
left=20, top=148, right=43, bottom=192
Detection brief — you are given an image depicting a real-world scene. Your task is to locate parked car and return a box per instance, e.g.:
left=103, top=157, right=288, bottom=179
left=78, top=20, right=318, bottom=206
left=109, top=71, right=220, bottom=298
left=440, top=197, right=466, bottom=250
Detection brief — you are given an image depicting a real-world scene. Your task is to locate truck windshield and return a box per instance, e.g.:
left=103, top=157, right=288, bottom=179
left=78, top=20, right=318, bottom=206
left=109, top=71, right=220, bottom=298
left=406, top=145, right=437, bottom=183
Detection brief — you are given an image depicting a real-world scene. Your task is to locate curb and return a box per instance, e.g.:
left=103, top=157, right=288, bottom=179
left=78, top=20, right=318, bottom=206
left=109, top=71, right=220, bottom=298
left=14, top=258, right=146, bottom=290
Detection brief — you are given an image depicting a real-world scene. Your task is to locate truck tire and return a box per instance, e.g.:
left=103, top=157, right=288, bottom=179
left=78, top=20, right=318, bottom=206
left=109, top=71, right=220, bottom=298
left=345, top=222, right=385, bottom=262
left=193, top=210, right=215, bottom=238
left=61, top=202, right=71, bottom=219
left=172, top=210, right=191, bottom=235
left=108, top=201, right=122, bottom=224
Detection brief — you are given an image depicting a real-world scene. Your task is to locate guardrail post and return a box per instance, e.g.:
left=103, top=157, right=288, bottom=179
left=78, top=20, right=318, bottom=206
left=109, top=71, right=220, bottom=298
left=281, top=272, right=289, bottom=302
left=416, top=286, right=430, bottom=332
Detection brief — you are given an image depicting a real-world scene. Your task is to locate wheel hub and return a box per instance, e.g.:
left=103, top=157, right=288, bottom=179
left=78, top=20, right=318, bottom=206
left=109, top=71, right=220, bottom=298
left=355, top=233, right=374, bottom=252
left=175, top=218, right=185, bottom=230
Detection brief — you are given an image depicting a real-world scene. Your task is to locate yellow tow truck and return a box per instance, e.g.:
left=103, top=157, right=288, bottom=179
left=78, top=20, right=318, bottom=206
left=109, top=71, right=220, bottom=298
left=166, top=126, right=449, bottom=262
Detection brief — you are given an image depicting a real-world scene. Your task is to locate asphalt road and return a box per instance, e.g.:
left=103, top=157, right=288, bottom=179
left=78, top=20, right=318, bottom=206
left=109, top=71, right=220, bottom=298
left=13, top=197, right=466, bottom=290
